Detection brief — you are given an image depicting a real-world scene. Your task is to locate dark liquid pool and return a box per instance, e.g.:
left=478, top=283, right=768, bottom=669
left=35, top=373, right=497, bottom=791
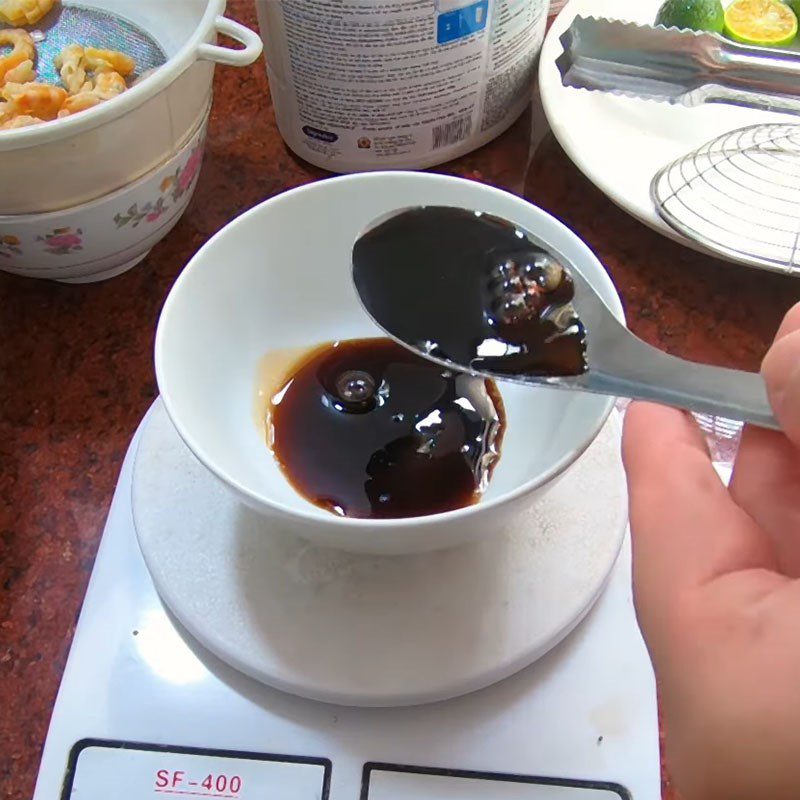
left=268, top=338, right=506, bottom=519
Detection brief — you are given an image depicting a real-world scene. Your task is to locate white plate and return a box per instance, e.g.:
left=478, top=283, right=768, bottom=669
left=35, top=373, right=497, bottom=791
left=538, top=0, right=800, bottom=263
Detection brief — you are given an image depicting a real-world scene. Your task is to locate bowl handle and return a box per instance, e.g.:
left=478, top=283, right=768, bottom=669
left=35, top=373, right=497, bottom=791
left=197, top=16, right=263, bottom=66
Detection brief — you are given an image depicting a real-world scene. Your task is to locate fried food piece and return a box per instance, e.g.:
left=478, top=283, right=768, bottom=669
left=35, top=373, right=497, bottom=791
left=0, top=0, right=58, bottom=27
left=54, top=44, right=85, bottom=94
left=0, top=113, right=41, bottom=129
left=53, top=44, right=136, bottom=118
left=57, top=71, right=125, bottom=116
left=57, top=89, right=103, bottom=117
left=83, top=47, right=135, bottom=77
left=92, top=70, right=126, bottom=98
left=0, top=28, right=36, bottom=86
left=2, top=81, right=67, bottom=120
left=4, top=58, right=35, bottom=84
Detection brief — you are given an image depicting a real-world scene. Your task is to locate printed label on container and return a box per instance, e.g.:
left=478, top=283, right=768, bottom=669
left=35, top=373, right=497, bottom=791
left=256, top=0, right=547, bottom=171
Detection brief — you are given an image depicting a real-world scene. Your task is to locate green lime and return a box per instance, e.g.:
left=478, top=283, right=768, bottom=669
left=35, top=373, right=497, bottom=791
left=655, top=0, right=725, bottom=32
left=724, top=0, right=797, bottom=45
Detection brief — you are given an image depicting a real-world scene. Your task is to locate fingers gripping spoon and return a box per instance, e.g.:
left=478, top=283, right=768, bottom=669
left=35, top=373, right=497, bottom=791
left=351, top=206, right=778, bottom=429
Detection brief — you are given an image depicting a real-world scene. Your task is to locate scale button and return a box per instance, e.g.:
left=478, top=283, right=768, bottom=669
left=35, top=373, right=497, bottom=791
left=364, top=765, right=630, bottom=800
left=62, top=740, right=330, bottom=800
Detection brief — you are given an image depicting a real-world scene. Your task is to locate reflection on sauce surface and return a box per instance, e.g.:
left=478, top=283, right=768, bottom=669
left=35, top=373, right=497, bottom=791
left=262, top=338, right=506, bottom=519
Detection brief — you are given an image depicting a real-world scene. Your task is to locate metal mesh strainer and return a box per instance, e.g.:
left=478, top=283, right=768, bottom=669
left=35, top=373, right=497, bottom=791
left=1, top=3, right=166, bottom=84
left=652, top=124, right=800, bottom=276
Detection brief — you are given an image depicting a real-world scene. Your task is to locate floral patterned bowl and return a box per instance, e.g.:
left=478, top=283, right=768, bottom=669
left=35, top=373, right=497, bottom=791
left=0, top=108, right=208, bottom=283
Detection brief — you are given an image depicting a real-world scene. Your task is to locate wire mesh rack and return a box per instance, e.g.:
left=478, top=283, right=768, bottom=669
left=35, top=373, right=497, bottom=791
left=651, top=124, right=800, bottom=276
left=1, top=4, right=166, bottom=85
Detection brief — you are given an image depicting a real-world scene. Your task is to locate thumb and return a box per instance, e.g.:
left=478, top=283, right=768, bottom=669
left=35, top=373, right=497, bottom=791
left=762, top=302, right=800, bottom=448
left=622, top=402, right=775, bottom=657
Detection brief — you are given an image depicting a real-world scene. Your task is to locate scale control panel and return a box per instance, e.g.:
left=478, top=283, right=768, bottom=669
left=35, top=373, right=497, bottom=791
left=61, top=741, right=631, bottom=800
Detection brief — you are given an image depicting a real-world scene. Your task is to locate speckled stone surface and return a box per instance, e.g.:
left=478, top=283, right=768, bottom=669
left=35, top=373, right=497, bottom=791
left=0, top=4, right=798, bottom=799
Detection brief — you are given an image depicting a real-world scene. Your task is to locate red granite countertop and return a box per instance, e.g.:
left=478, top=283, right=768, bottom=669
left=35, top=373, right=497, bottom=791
left=1, top=3, right=798, bottom=798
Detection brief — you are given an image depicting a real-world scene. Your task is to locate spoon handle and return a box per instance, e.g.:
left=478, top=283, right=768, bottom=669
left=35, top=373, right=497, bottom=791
left=586, top=335, right=779, bottom=430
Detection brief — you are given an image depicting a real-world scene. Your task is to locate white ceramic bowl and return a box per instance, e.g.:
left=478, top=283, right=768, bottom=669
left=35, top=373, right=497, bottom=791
left=155, top=172, right=625, bottom=555
left=0, top=0, right=262, bottom=214
left=0, top=107, right=208, bottom=283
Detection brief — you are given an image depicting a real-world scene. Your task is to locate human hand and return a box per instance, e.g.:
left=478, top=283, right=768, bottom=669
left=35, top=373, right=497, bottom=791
left=622, top=303, right=800, bottom=800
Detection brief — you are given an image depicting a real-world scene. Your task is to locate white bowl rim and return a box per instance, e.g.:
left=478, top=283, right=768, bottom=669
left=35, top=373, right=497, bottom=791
left=155, top=171, right=625, bottom=532
left=0, top=102, right=210, bottom=222
left=0, top=0, right=224, bottom=152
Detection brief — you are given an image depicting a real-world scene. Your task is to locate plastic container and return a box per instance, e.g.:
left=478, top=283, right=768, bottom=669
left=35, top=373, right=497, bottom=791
left=255, top=0, right=548, bottom=172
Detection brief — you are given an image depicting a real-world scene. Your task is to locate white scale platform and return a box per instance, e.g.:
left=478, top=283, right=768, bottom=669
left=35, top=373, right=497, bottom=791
left=33, top=400, right=659, bottom=799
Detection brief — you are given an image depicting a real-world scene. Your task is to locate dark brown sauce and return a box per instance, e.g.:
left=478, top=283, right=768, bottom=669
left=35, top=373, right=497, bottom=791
left=267, top=338, right=506, bottom=519
left=352, top=206, right=588, bottom=377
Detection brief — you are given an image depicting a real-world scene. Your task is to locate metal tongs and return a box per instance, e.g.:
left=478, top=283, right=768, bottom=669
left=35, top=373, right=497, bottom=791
left=557, top=17, right=800, bottom=114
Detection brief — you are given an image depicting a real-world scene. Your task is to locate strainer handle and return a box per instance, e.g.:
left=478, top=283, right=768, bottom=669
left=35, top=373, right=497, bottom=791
left=197, top=16, right=263, bottom=67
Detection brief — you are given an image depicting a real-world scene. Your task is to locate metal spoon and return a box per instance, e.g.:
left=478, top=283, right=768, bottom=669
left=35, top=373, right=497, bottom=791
left=351, top=206, right=778, bottom=430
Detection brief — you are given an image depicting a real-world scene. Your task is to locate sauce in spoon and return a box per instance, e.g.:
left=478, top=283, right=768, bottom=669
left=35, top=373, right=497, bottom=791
left=352, top=206, right=588, bottom=378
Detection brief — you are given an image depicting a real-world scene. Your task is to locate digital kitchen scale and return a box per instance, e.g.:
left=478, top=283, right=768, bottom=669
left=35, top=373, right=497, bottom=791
left=32, top=401, right=660, bottom=799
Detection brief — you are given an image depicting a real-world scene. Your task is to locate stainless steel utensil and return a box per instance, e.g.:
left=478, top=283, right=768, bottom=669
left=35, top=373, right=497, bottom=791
left=352, top=206, right=778, bottom=429
left=557, top=16, right=800, bottom=114
left=652, top=123, right=800, bottom=275
left=556, top=18, right=800, bottom=275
